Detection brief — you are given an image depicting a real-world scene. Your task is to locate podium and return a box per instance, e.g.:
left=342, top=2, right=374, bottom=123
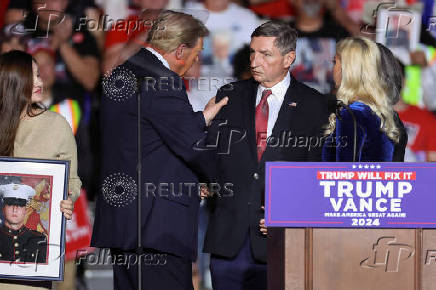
left=268, top=228, right=436, bottom=290
left=265, top=162, right=436, bottom=290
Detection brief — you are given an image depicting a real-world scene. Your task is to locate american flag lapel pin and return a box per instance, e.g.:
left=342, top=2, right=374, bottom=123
left=288, top=102, right=297, bottom=107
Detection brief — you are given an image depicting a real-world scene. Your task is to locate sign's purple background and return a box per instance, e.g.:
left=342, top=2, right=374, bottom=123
left=265, top=162, right=436, bottom=228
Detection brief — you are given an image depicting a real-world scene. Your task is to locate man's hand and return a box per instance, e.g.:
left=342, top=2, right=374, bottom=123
left=203, top=96, right=229, bottom=126
left=200, top=185, right=211, bottom=200
left=259, top=219, right=267, bottom=236
left=51, top=15, right=73, bottom=50
left=259, top=206, right=267, bottom=236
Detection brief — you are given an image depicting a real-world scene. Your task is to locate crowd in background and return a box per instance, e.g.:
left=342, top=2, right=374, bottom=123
left=1, top=0, right=436, bottom=289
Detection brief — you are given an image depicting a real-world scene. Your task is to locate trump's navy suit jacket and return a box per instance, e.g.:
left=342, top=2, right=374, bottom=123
left=91, top=48, right=215, bottom=261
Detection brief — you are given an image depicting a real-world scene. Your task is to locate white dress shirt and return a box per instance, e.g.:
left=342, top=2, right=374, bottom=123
left=146, top=47, right=170, bottom=70
left=255, top=72, right=291, bottom=138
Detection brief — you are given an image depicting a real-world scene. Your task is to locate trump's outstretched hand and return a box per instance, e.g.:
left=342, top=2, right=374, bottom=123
left=203, top=96, right=229, bottom=126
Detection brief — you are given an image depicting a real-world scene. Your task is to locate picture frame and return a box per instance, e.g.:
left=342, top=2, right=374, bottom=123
left=0, top=157, right=69, bottom=281
left=376, top=7, right=421, bottom=62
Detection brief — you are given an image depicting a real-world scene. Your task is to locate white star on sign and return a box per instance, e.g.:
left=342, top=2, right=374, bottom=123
left=376, top=165, right=381, bottom=169
left=359, top=165, right=363, bottom=169
left=370, top=165, right=375, bottom=169
left=352, top=165, right=356, bottom=169
left=364, top=165, right=369, bottom=169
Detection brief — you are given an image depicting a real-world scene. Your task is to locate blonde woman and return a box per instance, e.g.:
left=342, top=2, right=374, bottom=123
left=322, top=37, right=399, bottom=162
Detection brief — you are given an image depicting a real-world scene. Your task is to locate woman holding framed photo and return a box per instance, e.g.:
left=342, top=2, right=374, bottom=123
left=0, top=50, right=81, bottom=289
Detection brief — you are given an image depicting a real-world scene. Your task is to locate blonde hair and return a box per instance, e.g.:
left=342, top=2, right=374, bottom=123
left=146, top=10, right=209, bottom=53
left=325, top=37, right=399, bottom=143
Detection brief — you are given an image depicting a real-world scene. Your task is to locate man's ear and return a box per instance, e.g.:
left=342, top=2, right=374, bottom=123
left=175, top=43, right=187, bottom=60
left=284, top=50, right=296, bottom=68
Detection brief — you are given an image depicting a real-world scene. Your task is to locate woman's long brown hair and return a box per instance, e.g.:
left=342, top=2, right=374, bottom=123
left=0, top=50, right=39, bottom=156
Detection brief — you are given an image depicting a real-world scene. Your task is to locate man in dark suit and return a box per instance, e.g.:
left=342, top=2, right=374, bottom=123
left=204, top=20, right=330, bottom=290
left=91, top=10, right=228, bottom=290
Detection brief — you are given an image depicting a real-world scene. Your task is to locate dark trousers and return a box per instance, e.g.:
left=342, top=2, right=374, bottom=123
left=210, top=235, right=267, bottom=290
left=111, top=248, right=193, bottom=290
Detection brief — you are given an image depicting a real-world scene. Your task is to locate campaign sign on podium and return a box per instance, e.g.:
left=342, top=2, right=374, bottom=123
left=265, top=162, right=436, bottom=228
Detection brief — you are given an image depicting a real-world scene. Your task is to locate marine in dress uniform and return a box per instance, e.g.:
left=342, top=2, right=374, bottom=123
left=0, top=183, right=47, bottom=263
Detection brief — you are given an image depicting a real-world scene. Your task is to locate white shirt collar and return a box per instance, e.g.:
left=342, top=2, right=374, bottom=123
left=146, top=47, right=170, bottom=70
left=258, top=72, right=291, bottom=102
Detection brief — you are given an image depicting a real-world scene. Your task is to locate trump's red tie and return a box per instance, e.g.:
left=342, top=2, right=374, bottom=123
left=255, top=89, right=272, bottom=161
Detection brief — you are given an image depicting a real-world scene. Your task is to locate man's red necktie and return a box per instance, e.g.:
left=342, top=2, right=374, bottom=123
left=255, top=89, right=272, bottom=161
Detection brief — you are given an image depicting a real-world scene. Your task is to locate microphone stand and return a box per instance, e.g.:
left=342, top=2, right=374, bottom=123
left=137, top=80, right=143, bottom=289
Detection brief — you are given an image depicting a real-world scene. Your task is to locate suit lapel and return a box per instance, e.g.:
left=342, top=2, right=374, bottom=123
left=243, top=79, right=259, bottom=163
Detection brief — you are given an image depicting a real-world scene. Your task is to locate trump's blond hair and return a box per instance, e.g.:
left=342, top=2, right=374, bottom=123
left=146, top=10, right=209, bottom=53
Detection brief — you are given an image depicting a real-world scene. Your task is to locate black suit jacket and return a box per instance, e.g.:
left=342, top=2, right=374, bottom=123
left=393, top=112, right=408, bottom=162
left=203, top=77, right=329, bottom=262
left=91, top=48, right=215, bottom=261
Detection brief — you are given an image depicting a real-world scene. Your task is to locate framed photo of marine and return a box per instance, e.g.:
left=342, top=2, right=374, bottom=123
left=0, top=157, right=69, bottom=281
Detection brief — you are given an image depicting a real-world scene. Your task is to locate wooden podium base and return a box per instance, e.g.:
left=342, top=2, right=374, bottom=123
left=268, top=228, right=436, bottom=290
